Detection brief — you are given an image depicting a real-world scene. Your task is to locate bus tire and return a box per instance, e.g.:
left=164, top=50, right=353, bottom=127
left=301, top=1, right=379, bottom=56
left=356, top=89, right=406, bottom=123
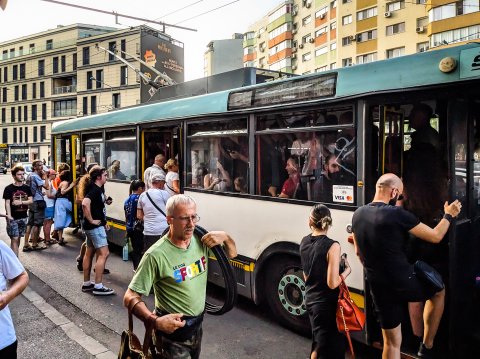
left=264, top=256, right=310, bottom=336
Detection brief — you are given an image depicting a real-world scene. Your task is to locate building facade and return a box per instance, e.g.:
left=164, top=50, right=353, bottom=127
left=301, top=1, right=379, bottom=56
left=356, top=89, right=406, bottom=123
left=243, top=0, right=480, bottom=74
left=0, top=24, right=184, bottom=165
left=204, top=34, right=244, bottom=76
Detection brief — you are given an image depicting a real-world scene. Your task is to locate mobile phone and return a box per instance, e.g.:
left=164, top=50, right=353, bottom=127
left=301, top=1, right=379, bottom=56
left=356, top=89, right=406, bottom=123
left=339, top=253, right=347, bottom=273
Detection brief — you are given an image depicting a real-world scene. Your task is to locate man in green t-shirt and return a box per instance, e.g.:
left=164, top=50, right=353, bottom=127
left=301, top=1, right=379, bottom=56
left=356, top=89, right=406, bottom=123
left=124, top=194, right=237, bottom=359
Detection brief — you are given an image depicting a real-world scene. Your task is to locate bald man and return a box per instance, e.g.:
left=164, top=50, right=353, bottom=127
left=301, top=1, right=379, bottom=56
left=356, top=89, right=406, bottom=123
left=352, top=173, right=461, bottom=359
left=144, top=154, right=166, bottom=190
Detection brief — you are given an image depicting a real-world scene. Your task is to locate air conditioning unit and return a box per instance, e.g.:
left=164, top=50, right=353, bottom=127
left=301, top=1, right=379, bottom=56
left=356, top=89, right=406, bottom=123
left=309, top=38, right=314, bottom=43
left=292, top=29, right=297, bottom=34
left=260, top=47, right=265, bottom=52
left=292, top=54, right=297, bottom=59
left=292, top=47, right=298, bottom=53
left=306, top=3, right=311, bottom=8
left=349, top=35, right=356, bottom=41
left=292, top=10, right=298, bottom=16
left=292, top=65, right=297, bottom=70
left=299, top=43, right=304, bottom=49
left=416, top=26, right=425, bottom=33
left=384, top=11, right=392, bottom=18
left=320, top=14, right=326, bottom=19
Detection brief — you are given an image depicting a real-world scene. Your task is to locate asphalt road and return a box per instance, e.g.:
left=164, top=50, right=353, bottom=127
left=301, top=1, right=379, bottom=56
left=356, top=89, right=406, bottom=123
left=0, top=173, right=381, bottom=359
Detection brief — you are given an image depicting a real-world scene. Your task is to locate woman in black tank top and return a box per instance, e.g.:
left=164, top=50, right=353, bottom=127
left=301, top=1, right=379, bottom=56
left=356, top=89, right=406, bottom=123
left=300, top=204, right=352, bottom=359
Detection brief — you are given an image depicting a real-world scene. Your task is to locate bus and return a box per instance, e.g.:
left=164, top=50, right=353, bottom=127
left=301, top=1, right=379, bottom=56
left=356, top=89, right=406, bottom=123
left=52, top=43, right=480, bottom=357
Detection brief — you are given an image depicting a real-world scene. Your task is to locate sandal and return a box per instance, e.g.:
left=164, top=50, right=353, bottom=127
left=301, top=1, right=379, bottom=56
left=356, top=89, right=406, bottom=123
left=22, top=246, right=33, bottom=252
left=58, top=239, right=66, bottom=246
left=46, top=239, right=58, bottom=245
left=32, top=244, right=47, bottom=251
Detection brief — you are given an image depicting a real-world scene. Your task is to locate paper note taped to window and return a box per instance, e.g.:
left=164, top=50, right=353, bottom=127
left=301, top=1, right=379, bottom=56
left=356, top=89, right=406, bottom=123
left=333, top=185, right=354, bottom=204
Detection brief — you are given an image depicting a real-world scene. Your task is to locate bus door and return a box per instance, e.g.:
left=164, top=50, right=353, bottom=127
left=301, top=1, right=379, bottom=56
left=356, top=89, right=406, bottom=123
left=141, top=127, right=181, bottom=181
left=53, top=134, right=81, bottom=225
left=448, top=98, right=480, bottom=357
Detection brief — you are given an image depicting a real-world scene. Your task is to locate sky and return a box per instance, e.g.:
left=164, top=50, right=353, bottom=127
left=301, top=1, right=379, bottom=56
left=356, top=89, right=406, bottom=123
left=0, top=0, right=280, bottom=80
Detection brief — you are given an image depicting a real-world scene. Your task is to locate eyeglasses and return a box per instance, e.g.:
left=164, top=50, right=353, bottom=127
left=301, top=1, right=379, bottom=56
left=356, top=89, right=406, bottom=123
left=171, top=214, right=200, bottom=224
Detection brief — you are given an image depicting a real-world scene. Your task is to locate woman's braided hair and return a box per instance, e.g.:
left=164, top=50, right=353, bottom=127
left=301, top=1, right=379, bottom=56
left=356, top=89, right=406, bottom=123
left=310, top=204, right=332, bottom=230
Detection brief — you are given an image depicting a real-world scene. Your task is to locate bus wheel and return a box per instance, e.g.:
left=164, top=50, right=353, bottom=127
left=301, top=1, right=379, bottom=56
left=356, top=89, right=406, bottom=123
left=264, top=256, right=310, bottom=335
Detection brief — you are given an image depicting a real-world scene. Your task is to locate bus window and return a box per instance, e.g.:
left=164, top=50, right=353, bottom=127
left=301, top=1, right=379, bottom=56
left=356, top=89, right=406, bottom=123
left=187, top=119, right=248, bottom=193
left=82, top=132, right=104, bottom=172
left=255, top=108, right=356, bottom=203
left=473, top=102, right=480, bottom=218
left=105, top=129, right=137, bottom=181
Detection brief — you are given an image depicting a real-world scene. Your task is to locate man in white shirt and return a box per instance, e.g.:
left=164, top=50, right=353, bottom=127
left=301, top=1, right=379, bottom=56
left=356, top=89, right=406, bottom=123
left=144, top=154, right=166, bottom=190
left=0, top=240, right=29, bottom=358
left=137, top=173, right=171, bottom=251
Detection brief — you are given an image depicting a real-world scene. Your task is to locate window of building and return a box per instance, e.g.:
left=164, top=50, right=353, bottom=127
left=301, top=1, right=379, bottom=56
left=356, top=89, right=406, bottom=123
left=73, top=53, right=77, bottom=71
left=269, top=40, right=292, bottom=56
left=315, top=66, right=328, bottom=72
left=108, top=41, right=116, bottom=61
left=431, top=24, right=480, bottom=46
left=19, top=64, right=25, bottom=79
left=29, top=43, right=35, bottom=54
left=1, top=109, right=5, bottom=124
left=87, top=71, right=93, bottom=90
left=302, top=15, right=312, bottom=26
left=343, top=0, right=352, bottom=3
left=428, top=4, right=455, bottom=21
left=24, top=106, right=27, bottom=122
left=357, top=7, right=377, bottom=20
left=40, top=82, right=45, bottom=98
left=82, top=97, right=88, bottom=116
left=53, top=100, right=76, bottom=117
left=19, top=128, right=22, bottom=142
left=33, top=127, right=37, bottom=142
left=3, top=67, right=7, bottom=82
left=24, top=126, right=28, bottom=142
left=121, top=39, right=126, bottom=59
left=120, top=66, right=128, bottom=86
left=46, top=39, right=53, bottom=50
left=417, top=17, right=428, bottom=27
left=53, top=57, right=59, bottom=74
left=330, top=62, right=337, bottom=69
left=95, top=70, right=103, bottom=89
left=61, top=55, right=66, bottom=72
left=302, top=52, right=312, bottom=62
left=244, top=31, right=255, bottom=40
left=38, top=60, right=45, bottom=76
left=243, top=46, right=255, bottom=55
left=112, top=93, right=121, bottom=109
left=357, top=52, right=377, bottom=64
left=82, top=47, right=90, bottom=66
left=18, top=107, right=21, bottom=122
left=268, top=3, right=293, bottom=23
left=268, top=23, right=292, bottom=40
left=91, top=96, right=97, bottom=114
left=302, top=34, right=312, bottom=44
left=386, top=22, right=406, bottom=36
left=331, top=0, right=337, bottom=9
left=13, top=128, right=17, bottom=143
left=32, top=105, right=37, bottom=121
left=11, top=108, right=15, bottom=123
left=330, top=42, right=337, bottom=51
left=315, top=26, right=328, bottom=37
left=386, top=1, right=405, bottom=12
left=342, top=36, right=353, bottom=46
left=315, top=46, right=329, bottom=56
left=12, top=65, right=18, bottom=80
left=32, top=83, right=37, bottom=99
left=386, top=46, right=405, bottom=58
left=331, top=21, right=337, bottom=30
left=2, top=87, right=7, bottom=102
left=2, top=51, right=7, bottom=60
left=342, top=57, right=353, bottom=66
left=315, top=6, right=328, bottom=19
left=19, top=46, right=23, bottom=56
left=342, top=15, right=353, bottom=25
left=417, top=42, right=430, bottom=52
left=9, top=49, right=15, bottom=59
left=357, top=29, right=377, bottom=42
left=40, top=126, right=46, bottom=142
left=21, top=84, right=27, bottom=100
left=42, top=104, right=47, bottom=120
left=14, top=86, right=19, bottom=101
left=2, top=129, right=7, bottom=143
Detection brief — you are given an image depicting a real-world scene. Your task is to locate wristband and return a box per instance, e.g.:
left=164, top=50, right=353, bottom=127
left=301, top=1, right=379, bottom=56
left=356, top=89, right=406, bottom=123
left=443, top=213, right=454, bottom=223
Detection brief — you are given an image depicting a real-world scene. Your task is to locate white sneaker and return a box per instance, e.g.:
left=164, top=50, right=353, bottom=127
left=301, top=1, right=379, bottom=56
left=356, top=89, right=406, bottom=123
left=92, top=286, right=115, bottom=296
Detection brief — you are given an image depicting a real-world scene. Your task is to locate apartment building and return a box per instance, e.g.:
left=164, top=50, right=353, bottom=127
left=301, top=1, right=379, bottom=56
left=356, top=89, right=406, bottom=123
left=0, top=24, right=184, bottom=165
left=243, top=0, right=480, bottom=73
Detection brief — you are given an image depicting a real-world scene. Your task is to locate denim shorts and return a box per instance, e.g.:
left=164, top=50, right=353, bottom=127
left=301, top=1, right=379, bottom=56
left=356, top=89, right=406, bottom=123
left=7, top=218, right=28, bottom=238
left=85, top=226, right=108, bottom=249
left=45, top=206, right=54, bottom=219
left=28, top=200, right=45, bottom=227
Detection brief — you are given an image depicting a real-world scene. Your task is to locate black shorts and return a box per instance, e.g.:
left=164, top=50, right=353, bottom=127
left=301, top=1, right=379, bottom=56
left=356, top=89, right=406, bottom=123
left=369, top=274, right=441, bottom=330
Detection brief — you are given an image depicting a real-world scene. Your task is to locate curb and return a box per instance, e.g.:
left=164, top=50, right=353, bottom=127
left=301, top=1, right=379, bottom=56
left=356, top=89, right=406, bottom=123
left=22, top=286, right=117, bottom=359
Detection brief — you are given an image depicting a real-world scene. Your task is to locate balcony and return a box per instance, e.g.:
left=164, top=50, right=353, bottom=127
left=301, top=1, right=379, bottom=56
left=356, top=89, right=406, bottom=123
left=53, top=85, right=76, bottom=95
left=53, top=108, right=77, bottom=117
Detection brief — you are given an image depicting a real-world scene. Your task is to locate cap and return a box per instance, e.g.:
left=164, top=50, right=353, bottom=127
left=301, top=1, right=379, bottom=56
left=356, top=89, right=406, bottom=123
left=48, top=169, right=57, bottom=175
left=151, top=173, right=166, bottom=182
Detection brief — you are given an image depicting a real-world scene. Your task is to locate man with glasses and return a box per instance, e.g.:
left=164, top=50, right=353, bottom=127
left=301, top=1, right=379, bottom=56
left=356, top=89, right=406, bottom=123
left=352, top=173, right=461, bottom=358
left=2, top=166, right=33, bottom=255
left=124, top=194, right=237, bottom=359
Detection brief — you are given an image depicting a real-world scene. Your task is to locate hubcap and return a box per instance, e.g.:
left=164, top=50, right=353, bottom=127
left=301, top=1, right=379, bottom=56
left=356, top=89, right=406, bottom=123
left=277, top=273, right=306, bottom=316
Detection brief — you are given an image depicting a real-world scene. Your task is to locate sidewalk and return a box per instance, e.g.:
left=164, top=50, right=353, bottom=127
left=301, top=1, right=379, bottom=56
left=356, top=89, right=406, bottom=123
left=10, top=285, right=117, bottom=359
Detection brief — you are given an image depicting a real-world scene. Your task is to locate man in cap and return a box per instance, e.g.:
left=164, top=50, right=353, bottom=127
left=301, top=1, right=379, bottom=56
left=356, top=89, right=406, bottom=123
left=137, top=173, right=171, bottom=251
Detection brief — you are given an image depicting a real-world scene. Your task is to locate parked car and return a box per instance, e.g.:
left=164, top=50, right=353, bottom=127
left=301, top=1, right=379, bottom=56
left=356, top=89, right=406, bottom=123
left=0, top=166, right=7, bottom=174
left=17, top=163, right=49, bottom=175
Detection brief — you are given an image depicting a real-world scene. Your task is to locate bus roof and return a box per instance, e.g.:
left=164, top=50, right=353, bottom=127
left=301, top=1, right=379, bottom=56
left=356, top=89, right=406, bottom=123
left=52, top=43, right=480, bottom=134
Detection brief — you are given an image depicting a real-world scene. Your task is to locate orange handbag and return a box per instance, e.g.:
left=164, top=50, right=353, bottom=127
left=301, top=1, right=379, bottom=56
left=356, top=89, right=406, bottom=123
left=336, top=275, right=366, bottom=358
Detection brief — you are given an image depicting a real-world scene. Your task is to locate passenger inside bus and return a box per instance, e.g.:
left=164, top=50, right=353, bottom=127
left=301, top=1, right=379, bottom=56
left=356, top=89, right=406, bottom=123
left=313, top=154, right=341, bottom=203
left=278, top=157, right=300, bottom=199
left=234, top=176, right=247, bottom=194
left=204, top=159, right=231, bottom=191
left=107, top=160, right=127, bottom=180
left=334, top=111, right=356, bottom=184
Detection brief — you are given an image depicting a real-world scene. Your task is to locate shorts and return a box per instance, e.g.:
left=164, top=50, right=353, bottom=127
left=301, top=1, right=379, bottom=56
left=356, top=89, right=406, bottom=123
left=45, top=206, right=54, bottom=219
left=85, top=226, right=108, bottom=249
left=27, top=201, right=45, bottom=227
left=369, top=275, right=441, bottom=329
left=7, top=218, right=28, bottom=238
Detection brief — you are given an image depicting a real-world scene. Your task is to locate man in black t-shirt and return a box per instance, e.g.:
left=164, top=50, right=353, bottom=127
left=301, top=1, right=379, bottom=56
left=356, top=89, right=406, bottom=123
left=2, top=166, right=33, bottom=256
left=80, top=166, right=114, bottom=296
left=352, top=173, right=461, bottom=358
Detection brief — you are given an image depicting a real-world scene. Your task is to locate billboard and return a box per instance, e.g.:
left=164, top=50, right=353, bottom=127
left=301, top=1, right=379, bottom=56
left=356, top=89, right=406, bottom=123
left=140, top=29, right=185, bottom=102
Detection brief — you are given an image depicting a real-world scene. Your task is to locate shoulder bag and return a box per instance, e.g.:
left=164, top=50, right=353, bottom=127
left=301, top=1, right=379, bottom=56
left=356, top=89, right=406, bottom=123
left=118, top=297, right=159, bottom=359
left=414, top=260, right=445, bottom=291
left=336, top=275, right=366, bottom=359
left=146, top=192, right=167, bottom=217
